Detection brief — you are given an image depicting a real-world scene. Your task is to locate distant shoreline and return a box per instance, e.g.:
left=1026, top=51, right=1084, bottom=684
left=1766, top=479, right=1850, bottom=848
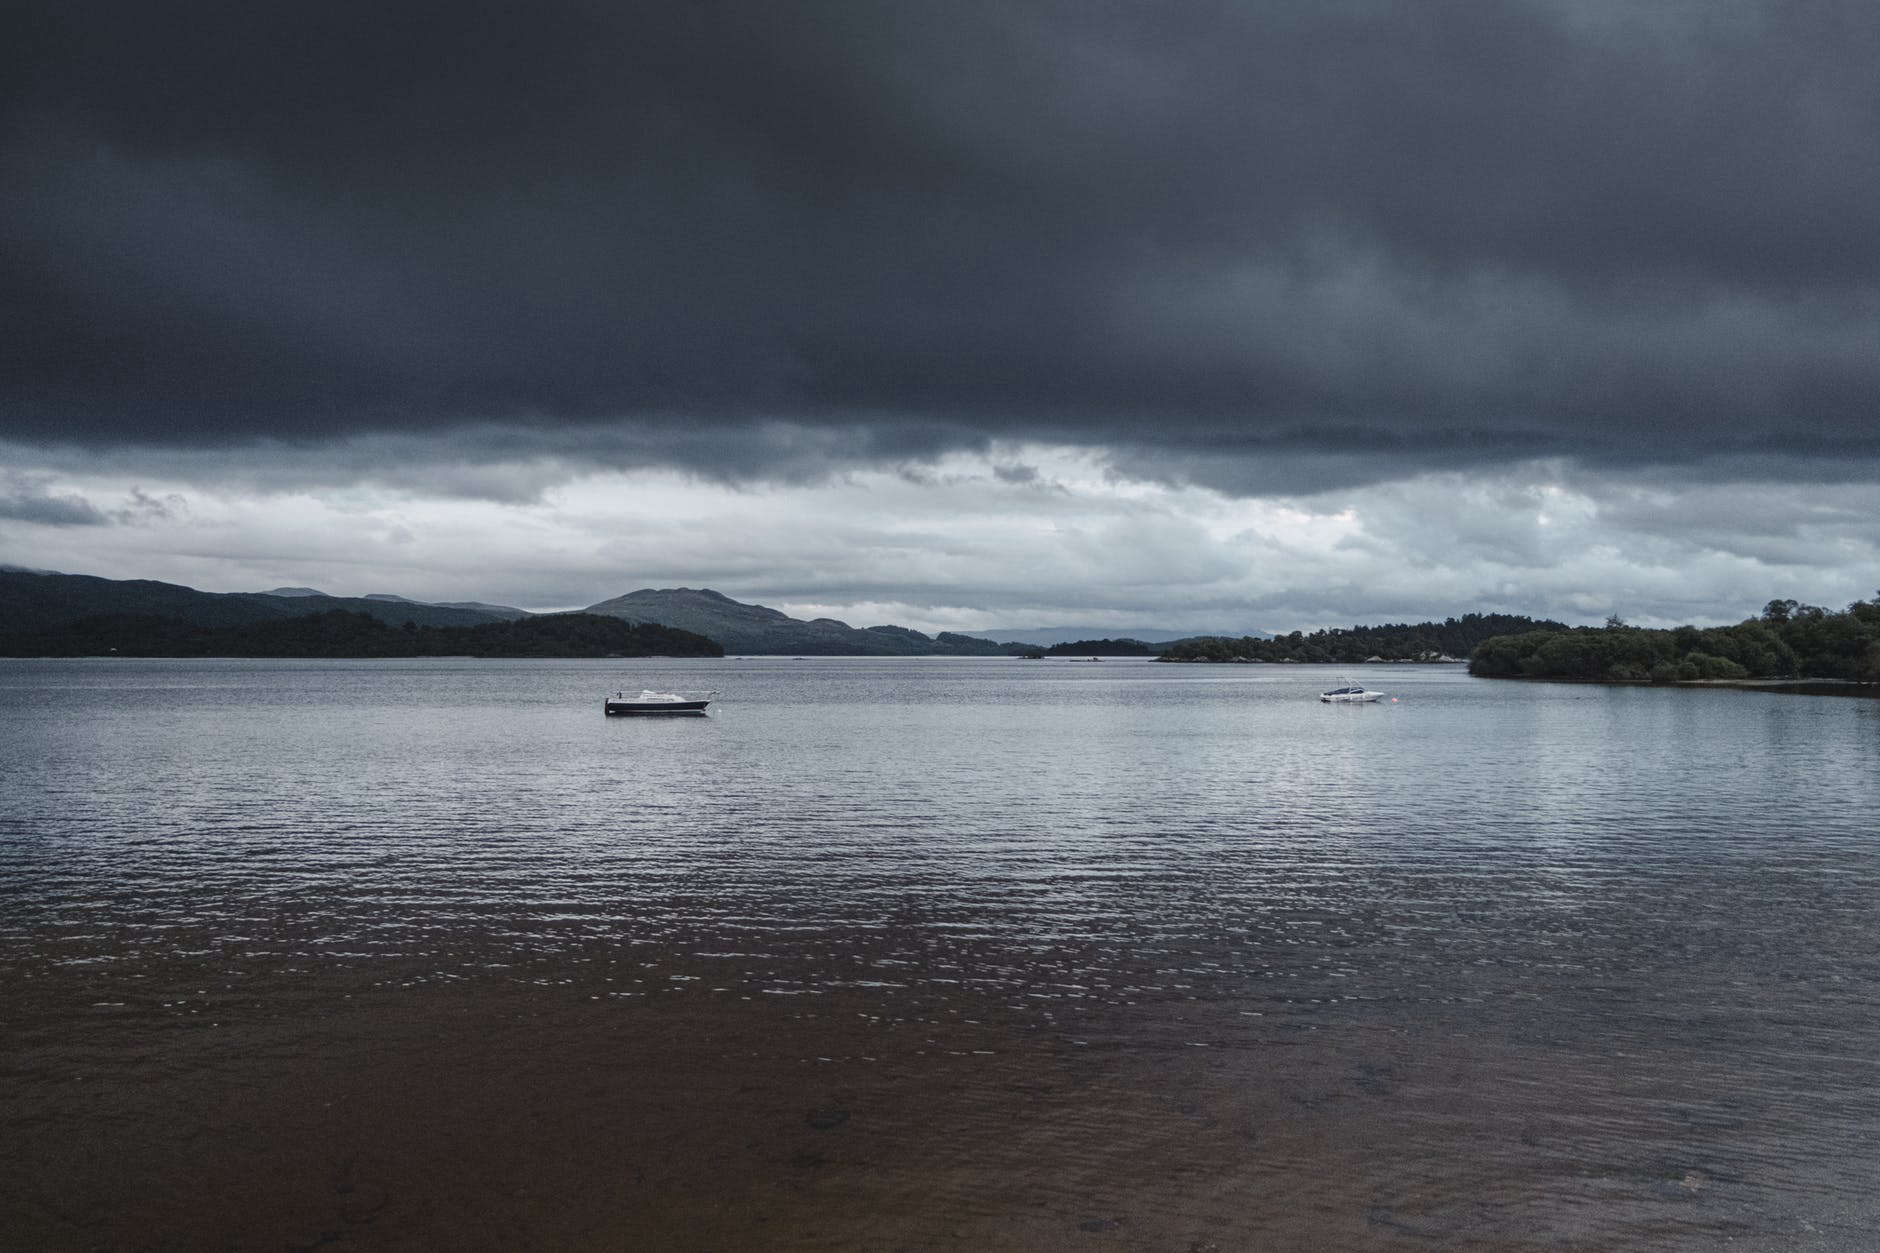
left=1473, top=674, right=1879, bottom=698
left=1155, top=656, right=1467, bottom=664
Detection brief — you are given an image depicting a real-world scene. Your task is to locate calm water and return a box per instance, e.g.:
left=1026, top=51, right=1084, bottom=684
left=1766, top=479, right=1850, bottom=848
left=4, top=657, right=1879, bottom=1249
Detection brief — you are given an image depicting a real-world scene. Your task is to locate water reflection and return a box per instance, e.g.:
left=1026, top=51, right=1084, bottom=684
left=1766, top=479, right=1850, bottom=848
left=3, top=658, right=1878, bottom=1248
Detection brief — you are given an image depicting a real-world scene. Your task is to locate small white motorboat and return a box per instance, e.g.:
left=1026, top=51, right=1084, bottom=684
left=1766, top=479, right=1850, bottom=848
left=1319, top=682, right=1383, bottom=703
left=603, top=689, right=714, bottom=716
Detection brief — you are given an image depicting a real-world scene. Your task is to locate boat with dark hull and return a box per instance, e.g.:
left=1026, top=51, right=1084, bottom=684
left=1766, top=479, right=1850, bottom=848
left=604, top=689, right=713, bottom=716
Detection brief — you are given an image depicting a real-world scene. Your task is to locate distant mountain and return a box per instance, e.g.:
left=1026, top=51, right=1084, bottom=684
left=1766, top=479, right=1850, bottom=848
left=355, top=591, right=530, bottom=619
left=583, top=587, right=1017, bottom=655
left=428, top=601, right=532, bottom=620
left=262, top=588, right=532, bottom=619
left=953, top=625, right=1271, bottom=647
left=2, top=570, right=508, bottom=634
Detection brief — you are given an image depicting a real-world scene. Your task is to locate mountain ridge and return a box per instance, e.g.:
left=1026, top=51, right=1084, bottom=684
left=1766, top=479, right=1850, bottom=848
left=263, top=587, right=533, bottom=619
left=951, top=625, right=1272, bottom=647
left=1, top=570, right=509, bottom=632
left=3, top=570, right=1425, bottom=657
left=582, top=587, right=1021, bottom=655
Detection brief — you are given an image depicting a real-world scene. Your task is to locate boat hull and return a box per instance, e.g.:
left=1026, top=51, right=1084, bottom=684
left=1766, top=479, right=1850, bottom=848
left=1319, top=692, right=1383, bottom=703
left=604, top=699, right=711, bottom=716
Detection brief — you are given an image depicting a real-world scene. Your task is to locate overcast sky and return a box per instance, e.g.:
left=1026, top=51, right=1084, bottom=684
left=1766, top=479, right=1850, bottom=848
left=4, top=0, right=1877, bottom=632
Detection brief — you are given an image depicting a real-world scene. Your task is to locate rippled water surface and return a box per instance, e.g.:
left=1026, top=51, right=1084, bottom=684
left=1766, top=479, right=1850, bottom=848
left=4, top=657, right=1878, bottom=1250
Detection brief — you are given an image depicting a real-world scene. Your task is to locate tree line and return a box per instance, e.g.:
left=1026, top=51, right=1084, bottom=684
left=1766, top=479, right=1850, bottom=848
left=1158, top=614, right=1562, bottom=663
left=0, top=610, right=724, bottom=658
left=1468, top=597, right=1880, bottom=683
left=1045, top=638, right=1156, bottom=656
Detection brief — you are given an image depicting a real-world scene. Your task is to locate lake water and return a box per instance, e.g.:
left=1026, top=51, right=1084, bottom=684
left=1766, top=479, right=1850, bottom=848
left=3, top=657, right=1878, bottom=1250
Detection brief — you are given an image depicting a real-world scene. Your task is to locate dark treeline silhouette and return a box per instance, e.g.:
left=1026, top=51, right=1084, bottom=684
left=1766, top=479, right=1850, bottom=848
left=0, top=610, right=723, bottom=659
left=1160, top=614, right=1560, bottom=663
left=1044, top=638, right=1155, bottom=656
left=1469, top=597, right=1880, bottom=683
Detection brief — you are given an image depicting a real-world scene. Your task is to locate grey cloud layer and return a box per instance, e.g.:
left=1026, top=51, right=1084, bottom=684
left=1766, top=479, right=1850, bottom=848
left=5, top=1, right=1879, bottom=483
left=0, top=475, right=107, bottom=526
left=16, top=457, right=1871, bottom=631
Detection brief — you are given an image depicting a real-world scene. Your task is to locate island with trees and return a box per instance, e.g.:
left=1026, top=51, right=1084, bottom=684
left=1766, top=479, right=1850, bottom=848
left=1467, top=597, right=1879, bottom=686
left=1157, top=614, right=1561, bottom=664
left=1044, top=638, right=1156, bottom=656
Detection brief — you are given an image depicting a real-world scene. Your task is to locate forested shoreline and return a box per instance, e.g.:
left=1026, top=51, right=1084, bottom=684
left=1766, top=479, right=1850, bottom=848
left=1045, top=638, right=1156, bottom=656
left=0, top=610, right=723, bottom=659
left=1158, top=614, right=1561, bottom=663
left=7, top=584, right=1873, bottom=679
left=1468, top=598, right=1879, bottom=683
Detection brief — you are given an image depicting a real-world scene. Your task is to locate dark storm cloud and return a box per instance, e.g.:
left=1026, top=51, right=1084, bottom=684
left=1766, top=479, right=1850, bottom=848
left=5, top=0, right=1879, bottom=484
left=0, top=474, right=106, bottom=525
